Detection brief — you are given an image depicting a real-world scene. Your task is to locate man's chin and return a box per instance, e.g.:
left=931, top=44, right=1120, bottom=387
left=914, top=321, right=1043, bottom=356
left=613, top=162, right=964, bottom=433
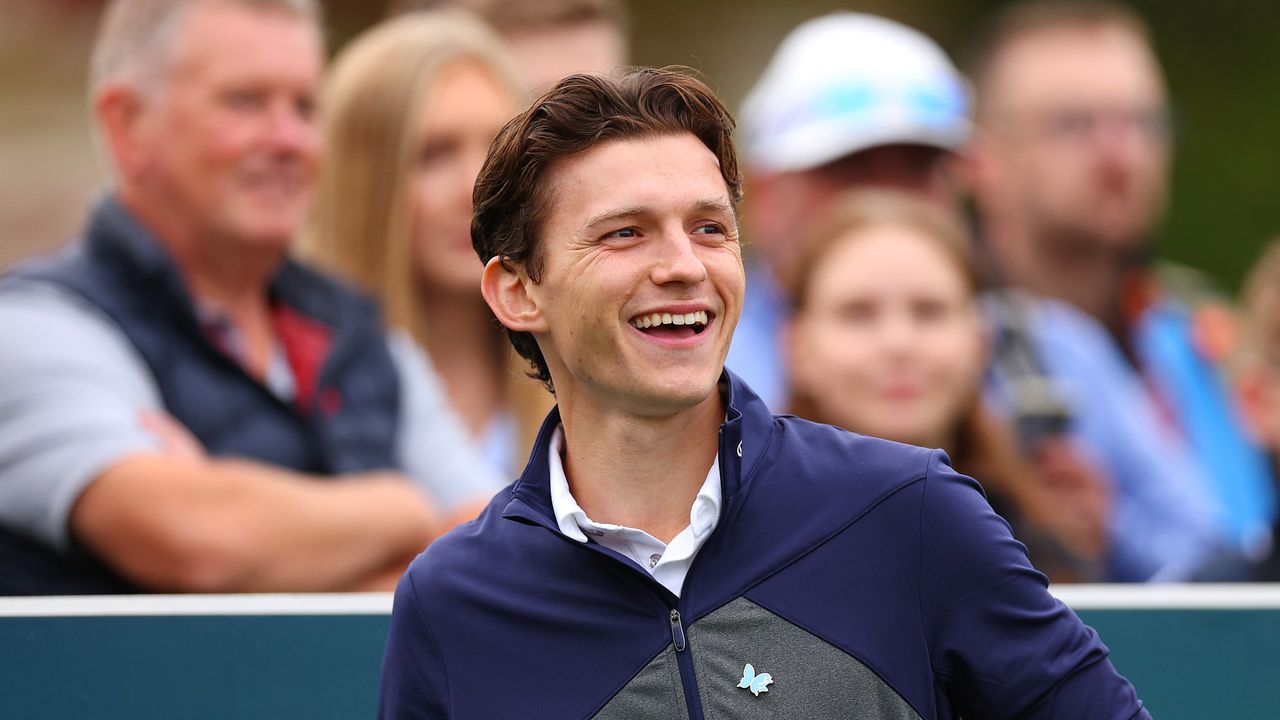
left=224, top=211, right=306, bottom=250
left=1042, top=216, right=1151, bottom=256
left=1078, top=197, right=1160, bottom=245
left=628, top=374, right=723, bottom=418
left=234, top=229, right=295, bottom=251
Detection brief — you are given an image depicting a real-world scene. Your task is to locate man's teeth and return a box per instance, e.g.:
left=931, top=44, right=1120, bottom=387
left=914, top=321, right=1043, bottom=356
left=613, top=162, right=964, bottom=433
left=631, top=310, right=709, bottom=329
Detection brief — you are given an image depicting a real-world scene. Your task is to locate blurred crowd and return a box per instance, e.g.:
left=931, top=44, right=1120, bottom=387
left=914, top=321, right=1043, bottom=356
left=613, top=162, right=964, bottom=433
left=1, top=0, right=1279, bottom=595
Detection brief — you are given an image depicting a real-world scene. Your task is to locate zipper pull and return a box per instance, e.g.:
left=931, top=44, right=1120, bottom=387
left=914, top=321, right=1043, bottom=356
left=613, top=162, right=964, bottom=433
left=669, top=609, right=687, bottom=652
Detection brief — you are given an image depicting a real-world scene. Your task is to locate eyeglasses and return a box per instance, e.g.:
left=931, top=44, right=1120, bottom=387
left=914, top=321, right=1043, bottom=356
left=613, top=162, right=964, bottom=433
left=1030, top=105, right=1173, bottom=143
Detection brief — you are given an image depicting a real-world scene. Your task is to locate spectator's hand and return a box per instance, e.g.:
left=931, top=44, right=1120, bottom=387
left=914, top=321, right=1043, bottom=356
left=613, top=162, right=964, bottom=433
left=444, top=496, right=491, bottom=531
left=350, top=562, right=412, bottom=592
left=1029, top=438, right=1111, bottom=566
left=140, top=409, right=206, bottom=461
left=345, top=495, right=493, bottom=591
left=334, top=468, right=449, bottom=544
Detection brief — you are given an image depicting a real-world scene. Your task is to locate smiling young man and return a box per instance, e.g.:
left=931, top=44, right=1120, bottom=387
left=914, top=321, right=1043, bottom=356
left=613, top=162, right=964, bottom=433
left=378, top=68, right=1149, bottom=719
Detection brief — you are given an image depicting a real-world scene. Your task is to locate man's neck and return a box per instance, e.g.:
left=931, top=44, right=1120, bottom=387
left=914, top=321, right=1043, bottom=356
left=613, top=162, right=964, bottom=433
left=990, top=222, right=1130, bottom=333
left=557, top=389, right=724, bottom=544
left=119, top=191, right=282, bottom=377
left=119, top=189, right=283, bottom=300
left=1036, top=239, right=1126, bottom=326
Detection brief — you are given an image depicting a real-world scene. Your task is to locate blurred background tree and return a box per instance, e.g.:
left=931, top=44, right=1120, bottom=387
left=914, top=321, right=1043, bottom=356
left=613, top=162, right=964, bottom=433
left=2, top=0, right=1276, bottom=291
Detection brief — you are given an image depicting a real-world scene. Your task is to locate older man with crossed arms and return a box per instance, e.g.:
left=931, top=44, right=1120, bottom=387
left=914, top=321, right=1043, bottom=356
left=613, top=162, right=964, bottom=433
left=0, top=0, right=502, bottom=595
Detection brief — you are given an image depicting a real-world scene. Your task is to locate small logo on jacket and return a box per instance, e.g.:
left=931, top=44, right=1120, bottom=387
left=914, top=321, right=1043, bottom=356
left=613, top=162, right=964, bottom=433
left=737, top=663, right=773, bottom=696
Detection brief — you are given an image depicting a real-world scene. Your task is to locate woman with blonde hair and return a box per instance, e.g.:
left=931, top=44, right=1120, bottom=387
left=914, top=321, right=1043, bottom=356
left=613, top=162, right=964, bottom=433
left=305, top=10, right=551, bottom=476
left=785, top=190, right=1109, bottom=581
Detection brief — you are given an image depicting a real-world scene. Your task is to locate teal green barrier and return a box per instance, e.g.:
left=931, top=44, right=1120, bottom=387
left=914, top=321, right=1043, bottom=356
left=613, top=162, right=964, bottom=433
left=1081, top=608, right=1280, bottom=719
left=0, top=613, right=390, bottom=719
left=1, top=592, right=1278, bottom=719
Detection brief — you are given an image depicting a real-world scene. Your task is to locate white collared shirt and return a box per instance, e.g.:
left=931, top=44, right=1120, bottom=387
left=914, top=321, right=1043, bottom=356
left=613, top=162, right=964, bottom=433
left=547, top=425, right=721, bottom=597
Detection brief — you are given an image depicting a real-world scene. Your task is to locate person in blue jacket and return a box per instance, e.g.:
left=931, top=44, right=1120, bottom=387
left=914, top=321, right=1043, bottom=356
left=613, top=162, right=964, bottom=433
left=378, top=67, right=1149, bottom=719
left=965, top=0, right=1273, bottom=565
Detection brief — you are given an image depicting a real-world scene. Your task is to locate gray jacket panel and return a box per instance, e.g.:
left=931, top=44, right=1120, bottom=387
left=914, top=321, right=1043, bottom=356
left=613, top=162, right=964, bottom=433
left=690, top=597, right=924, bottom=720
left=594, top=597, right=924, bottom=719
left=593, top=645, right=689, bottom=719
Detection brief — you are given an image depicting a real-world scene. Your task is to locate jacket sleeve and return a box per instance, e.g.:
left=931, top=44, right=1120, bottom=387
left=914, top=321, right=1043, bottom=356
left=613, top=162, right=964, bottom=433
left=379, top=568, right=451, bottom=719
left=917, top=450, right=1151, bottom=719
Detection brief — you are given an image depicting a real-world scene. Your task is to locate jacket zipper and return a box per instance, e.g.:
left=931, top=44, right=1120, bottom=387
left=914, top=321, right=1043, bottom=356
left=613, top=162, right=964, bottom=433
left=669, top=607, right=705, bottom=719
left=537, top=531, right=706, bottom=718
left=509, top=421, right=740, bottom=720
left=669, top=609, right=687, bottom=651
left=666, top=426, right=732, bottom=720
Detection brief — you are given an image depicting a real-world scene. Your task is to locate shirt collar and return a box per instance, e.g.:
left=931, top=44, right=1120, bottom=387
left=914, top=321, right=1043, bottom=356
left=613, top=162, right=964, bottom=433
left=502, top=370, right=774, bottom=533
left=193, top=302, right=296, bottom=402
left=547, top=424, right=721, bottom=544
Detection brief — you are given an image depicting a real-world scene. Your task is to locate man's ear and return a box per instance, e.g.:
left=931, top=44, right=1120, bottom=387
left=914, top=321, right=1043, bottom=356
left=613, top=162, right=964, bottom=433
left=94, top=85, right=149, bottom=181
left=481, top=256, right=548, bottom=333
left=960, top=126, right=1006, bottom=205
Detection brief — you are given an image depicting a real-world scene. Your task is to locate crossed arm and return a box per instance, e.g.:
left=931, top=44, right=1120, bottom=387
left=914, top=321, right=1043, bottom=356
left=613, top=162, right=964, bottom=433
left=70, top=451, right=442, bottom=593
left=0, top=287, right=482, bottom=594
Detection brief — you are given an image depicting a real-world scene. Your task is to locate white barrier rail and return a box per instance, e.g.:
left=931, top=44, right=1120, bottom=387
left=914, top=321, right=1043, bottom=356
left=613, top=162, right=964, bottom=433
left=4, top=584, right=1280, bottom=617
left=1051, top=583, right=1280, bottom=609
left=0, top=591, right=394, bottom=616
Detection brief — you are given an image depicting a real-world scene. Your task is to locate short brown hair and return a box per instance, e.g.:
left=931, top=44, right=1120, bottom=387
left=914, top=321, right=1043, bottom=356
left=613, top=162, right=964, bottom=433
left=965, top=0, right=1153, bottom=112
left=472, top=66, right=742, bottom=391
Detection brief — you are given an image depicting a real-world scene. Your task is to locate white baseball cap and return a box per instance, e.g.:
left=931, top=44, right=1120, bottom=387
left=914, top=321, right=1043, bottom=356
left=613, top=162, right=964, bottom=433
left=740, top=12, right=971, bottom=173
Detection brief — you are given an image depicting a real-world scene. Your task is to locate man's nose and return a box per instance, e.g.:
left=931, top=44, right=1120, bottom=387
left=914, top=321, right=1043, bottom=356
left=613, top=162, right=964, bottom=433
left=651, top=229, right=709, bottom=286
left=265, top=98, right=320, bottom=155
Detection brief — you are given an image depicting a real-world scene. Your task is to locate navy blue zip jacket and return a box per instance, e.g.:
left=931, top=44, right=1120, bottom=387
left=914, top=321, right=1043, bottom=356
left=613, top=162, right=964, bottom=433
left=379, top=372, right=1148, bottom=719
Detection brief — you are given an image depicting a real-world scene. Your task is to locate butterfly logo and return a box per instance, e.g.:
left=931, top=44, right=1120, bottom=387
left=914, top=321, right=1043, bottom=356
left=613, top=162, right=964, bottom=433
left=737, top=663, right=773, bottom=697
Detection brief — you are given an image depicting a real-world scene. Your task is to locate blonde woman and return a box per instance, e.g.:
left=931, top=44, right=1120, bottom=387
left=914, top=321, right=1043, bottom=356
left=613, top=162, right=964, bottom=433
left=305, top=11, right=551, bottom=477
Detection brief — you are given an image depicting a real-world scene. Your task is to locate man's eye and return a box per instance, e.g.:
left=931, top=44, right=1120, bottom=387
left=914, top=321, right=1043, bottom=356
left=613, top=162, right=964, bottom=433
left=224, top=90, right=264, bottom=110
left=1134, top=108, right=1172, bottom=139
left=693, top=223, right=726, bottom=236
left=1047, top=109, right=1095, bottom=138
left=295, top=95, right=317, bottom=122
left=603, top=227, right=639, bottom=239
